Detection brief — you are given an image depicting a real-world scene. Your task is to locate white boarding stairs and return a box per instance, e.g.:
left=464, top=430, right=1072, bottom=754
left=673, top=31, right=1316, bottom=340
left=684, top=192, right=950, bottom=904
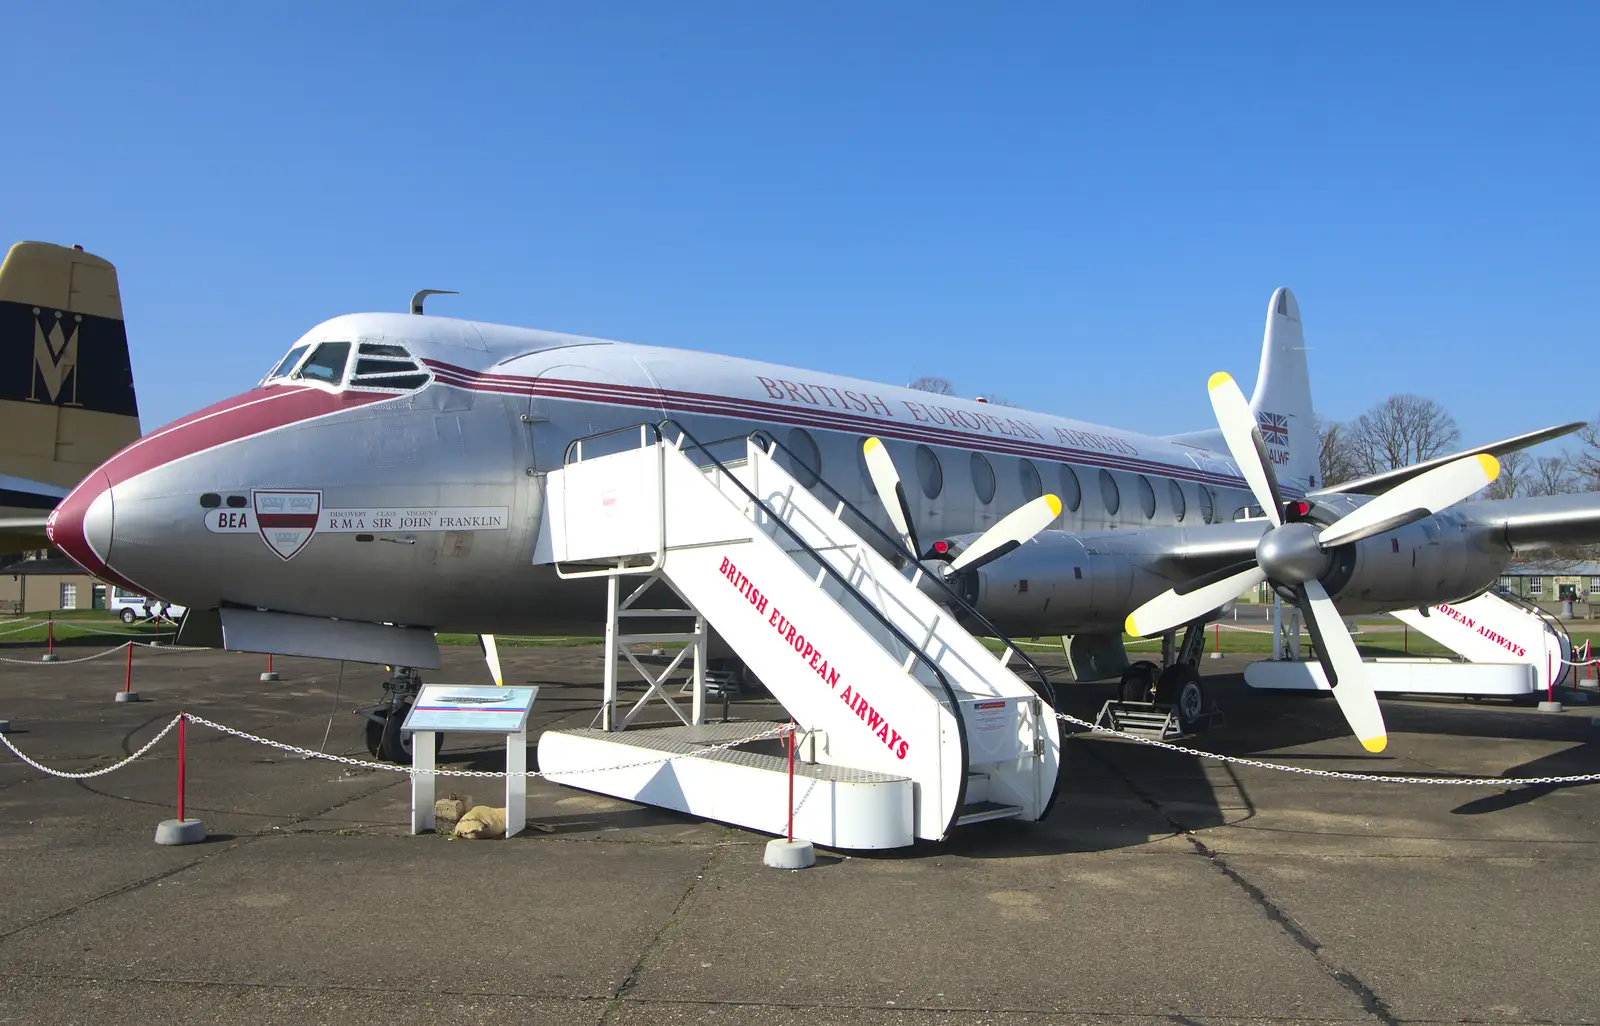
left=534, top=432, right=1061, bottom=850
left=1391, top=591, right=1572, bottom=694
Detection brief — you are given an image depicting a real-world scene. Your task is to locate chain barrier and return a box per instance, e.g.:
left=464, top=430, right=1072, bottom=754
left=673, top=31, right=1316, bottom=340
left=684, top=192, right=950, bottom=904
left=1057, top=709, right=1600, bottom=786
left=181, top=713, right=795, bottom=779
left=0, top=715, right=183, bottom=779
left=0, top=639, right=211, bottom=665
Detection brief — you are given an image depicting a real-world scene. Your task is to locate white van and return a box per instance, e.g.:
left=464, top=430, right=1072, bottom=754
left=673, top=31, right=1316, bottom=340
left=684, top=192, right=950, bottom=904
left=109, top=588, right=188, bottom=624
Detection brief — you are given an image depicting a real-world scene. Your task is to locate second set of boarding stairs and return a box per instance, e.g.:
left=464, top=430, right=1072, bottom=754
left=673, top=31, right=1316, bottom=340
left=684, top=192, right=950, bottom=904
left=533, top=425, right=1062, bottom=850
left=1245, top=590, right=1572, bottom=698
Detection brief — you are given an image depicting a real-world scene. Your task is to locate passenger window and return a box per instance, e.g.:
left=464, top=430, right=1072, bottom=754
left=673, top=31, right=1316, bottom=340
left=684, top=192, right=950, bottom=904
left=915, top=446, right=943, bottom=499
left=1099, top=470, right=1120, bottom=516
left=970, top=453, right=996, bottom=504
left=1200, top=487, right=1216, bottom=524
left=1169, top=480, right=1187, bottom=521
left=1058, top=464, right=1082, bottom=512
left=293, top=342, right=352, bottom=385
left=1018, top=460, right=1042, bottom=502
left=1137, top=475, right=1156, bottom=519
left=785, top=428, right=821, bottom=488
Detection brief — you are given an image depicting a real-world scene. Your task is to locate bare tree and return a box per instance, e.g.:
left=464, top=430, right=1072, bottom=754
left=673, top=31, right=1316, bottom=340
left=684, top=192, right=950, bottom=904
left=1315, top=415, right=1363, bottom=488
left=1349, top=394, right=1461, bottom=473
left=1527, top=454, right=1577, bottom=496
left=1571, top=420, right=1600, bottom=491
left=1485, top=449, right=1530, bottom=500
left=908, top=376, right=955, bottom=395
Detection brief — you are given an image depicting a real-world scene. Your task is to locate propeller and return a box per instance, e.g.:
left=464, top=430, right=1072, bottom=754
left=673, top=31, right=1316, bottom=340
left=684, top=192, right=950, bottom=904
left=480, top=634, right=504, bottom=686
left=860, top=437, right=1061, bottom=575
left=1124, top=372, right=1501, bottom=753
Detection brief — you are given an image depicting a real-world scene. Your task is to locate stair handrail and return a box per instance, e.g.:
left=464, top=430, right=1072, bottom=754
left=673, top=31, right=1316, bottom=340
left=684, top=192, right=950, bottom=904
left=1493, top=588, right=1574, bottom=685
left=660, top=419, right=972, bottom=827
left=744, top=428, right=1059, bottom=712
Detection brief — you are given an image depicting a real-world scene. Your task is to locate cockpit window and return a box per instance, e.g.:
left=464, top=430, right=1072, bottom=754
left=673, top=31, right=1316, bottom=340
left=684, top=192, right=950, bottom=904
left=293, top=341, right=352, bottom=385
left=348, top=342, right=431, bottom=392
left=266, top=344, right=310, bottom=381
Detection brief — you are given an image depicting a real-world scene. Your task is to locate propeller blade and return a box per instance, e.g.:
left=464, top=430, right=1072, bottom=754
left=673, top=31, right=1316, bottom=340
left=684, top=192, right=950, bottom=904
left=1296, top=580, right=1387, bottom=752
left=1125, top=562, right=1267, bottom=638
left=1208, top=372, right=1284, bottom=527
left=480, top=634, right=504, bottom=686
left=862, top=437, right=920, bottom=556
left=947, top=493, right=1063, bottom=574
left=1317, top=454, right=1500, bottom=548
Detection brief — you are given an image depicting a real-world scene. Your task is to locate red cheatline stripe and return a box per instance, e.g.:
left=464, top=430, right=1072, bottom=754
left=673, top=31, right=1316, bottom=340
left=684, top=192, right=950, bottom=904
left=256, top=514, right=320, bottom=528
left=425, top=359, right=1261, bottom=493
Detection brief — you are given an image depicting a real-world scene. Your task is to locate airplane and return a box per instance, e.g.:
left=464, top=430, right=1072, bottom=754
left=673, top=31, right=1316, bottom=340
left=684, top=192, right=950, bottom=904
left=0, top=242, right=142, bottom=554
left=39, top=279, right=1600, bottom=762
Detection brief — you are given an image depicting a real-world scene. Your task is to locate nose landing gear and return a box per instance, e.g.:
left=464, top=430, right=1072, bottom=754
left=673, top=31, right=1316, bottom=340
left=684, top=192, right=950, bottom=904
left=357, top=667, right=443, bottom=763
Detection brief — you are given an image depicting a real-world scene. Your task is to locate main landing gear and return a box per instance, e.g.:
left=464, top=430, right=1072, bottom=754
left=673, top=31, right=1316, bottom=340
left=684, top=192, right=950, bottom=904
left=357, top=667, right=443, bottom=763
left=1099, top=622, right=1225, bottom=740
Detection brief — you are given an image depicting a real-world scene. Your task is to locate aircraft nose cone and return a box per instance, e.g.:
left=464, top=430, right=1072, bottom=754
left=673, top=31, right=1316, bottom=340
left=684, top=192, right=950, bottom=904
left=47, top=471, right=116, bottom=579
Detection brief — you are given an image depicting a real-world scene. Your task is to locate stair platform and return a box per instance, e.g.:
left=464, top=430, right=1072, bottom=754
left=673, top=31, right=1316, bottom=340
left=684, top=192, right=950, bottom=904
left=538, top=722, right=915, bottom=850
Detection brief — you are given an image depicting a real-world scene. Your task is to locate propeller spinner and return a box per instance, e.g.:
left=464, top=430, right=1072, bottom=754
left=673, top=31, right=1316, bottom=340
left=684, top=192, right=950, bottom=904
left=1124, top=372, right=1500, bottom=753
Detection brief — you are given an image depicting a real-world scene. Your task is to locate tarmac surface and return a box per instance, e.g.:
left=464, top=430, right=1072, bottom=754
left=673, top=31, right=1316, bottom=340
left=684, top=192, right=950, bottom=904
left=1, top=639, right=1598, bottom=1025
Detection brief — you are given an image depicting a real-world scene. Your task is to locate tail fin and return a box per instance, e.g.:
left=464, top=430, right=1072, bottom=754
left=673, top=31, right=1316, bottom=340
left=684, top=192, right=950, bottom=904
left=1247, top=287, right=1318, bottom=492
left=0, top=242, right=141, bottom=490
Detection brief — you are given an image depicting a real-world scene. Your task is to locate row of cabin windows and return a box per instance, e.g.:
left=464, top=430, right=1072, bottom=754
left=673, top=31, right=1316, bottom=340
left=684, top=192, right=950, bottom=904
left=264, top=341, right=431, bottom=393
left=781, top=427, right=1220, bottom=524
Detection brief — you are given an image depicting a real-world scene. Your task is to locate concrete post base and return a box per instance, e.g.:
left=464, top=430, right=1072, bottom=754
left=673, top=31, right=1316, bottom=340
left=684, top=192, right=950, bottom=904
left=0, top=719, right=10, bottom=734
left=260, top=672, right=281, bottom=682
left=154, top=819, right=206, bottom=845
left=1538, top=700, right=1564, bottom=713
left=763, top=838, right=815, bottom=869
left=40, top=654, right=58, bottom=663
left=115, top=692, right=141, bottom=703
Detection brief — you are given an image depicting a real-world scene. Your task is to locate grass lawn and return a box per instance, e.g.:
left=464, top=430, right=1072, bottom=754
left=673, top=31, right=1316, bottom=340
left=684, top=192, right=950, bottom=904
left=0, top=610, right=174, bottom=646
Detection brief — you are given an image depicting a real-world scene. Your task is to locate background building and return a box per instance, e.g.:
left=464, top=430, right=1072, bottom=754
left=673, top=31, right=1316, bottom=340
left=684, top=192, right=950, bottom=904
left=0, top=551, right=107, bottom=614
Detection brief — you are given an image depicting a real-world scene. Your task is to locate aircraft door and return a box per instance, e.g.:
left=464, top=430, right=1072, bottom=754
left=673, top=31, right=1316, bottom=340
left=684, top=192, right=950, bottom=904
left=522, top=363, right=660, bottom=472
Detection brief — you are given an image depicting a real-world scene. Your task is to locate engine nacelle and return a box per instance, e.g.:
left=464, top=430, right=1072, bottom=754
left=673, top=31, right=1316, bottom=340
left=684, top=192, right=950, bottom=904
left=955, top=531, right=1138, bottom=636
left=1317, top=509, right=1509, bottom=615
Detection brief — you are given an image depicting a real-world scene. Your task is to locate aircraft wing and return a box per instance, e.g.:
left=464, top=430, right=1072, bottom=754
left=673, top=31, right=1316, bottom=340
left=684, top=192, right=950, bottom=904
left=1316, top=422, right=1586, bottom=496
left=1457, top=492, right=1600, bottom=551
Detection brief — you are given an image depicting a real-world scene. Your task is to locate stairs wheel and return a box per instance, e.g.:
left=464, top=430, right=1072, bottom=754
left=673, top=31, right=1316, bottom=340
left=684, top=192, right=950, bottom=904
left=1157, top=664, right=1207, bottom=731
left=1119, top=661, right=1160, bottom=703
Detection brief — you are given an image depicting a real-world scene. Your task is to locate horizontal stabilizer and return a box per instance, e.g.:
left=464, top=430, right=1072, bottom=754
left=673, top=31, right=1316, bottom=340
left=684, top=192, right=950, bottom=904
left=1316, top=421, right=1585, bottom=497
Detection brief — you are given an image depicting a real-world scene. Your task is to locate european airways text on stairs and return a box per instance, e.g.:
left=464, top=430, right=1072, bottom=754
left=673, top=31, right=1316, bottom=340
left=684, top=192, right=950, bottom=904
left=719, top=556, right=911, bottom=760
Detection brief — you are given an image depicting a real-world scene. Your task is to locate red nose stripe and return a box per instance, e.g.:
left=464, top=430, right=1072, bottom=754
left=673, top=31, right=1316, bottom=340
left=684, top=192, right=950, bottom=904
left=49, top=385, right=388, bottom=587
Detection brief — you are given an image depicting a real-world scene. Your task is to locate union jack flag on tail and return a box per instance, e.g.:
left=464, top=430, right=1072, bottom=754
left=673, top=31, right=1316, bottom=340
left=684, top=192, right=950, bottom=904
left=1257, top=411, right=1290, bottom=447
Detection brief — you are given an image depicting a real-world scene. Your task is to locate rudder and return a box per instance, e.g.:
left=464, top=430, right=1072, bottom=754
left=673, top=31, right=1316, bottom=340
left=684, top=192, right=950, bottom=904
left=1248, top=287, right=1318, bottom=492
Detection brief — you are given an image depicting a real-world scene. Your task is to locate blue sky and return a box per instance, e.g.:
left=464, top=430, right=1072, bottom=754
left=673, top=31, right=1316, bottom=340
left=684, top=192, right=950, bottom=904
left=3, top=4, right=1594, bottom=448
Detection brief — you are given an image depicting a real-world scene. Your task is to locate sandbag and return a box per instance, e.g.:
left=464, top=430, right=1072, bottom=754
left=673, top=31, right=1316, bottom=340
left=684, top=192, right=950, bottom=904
left=452, top=805, right=508, bottom=839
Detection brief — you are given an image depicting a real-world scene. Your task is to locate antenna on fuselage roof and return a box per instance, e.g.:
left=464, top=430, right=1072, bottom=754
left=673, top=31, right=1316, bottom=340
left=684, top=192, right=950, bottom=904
left=409, top=289, right=458, bottom=315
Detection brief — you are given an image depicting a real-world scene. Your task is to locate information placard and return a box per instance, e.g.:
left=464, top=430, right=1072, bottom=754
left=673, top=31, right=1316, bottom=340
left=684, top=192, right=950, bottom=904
left=403, top=685, right=538, bottom=734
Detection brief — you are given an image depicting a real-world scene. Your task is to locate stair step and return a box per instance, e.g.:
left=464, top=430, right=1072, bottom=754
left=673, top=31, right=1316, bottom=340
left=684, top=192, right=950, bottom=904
left=954, top=801, right=1024, bottom=826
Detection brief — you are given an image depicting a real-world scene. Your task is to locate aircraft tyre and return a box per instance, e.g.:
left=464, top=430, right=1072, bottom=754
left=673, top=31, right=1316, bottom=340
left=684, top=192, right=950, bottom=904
left=1118, top=661, right=1160, bottom=703
left=366, top=706, right=443, bottom=763
left=1157, top=664, right=1208, bottom=733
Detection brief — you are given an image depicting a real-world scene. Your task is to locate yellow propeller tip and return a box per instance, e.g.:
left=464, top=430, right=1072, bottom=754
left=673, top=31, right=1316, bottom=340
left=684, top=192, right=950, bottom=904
left=1125, top=615, right=1141, bottom=638
left=1207, top=371, right=1234, bottom=390
left=863, top=437, right=882, bottom=453
left=1360, top=735, right=1388, bottom=753
left=1045, top=494, right=1062, bottom=517
left=1477, top=453, right=1500, bottom=479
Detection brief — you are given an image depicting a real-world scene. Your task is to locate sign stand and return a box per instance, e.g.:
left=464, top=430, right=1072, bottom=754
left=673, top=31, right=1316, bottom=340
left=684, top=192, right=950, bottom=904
left=403, top=684, right=538, bottom=839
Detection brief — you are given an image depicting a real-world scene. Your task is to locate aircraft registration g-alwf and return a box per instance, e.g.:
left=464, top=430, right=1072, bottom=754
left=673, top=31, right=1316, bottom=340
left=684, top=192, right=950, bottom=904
left=35, top=263, right=1600, bottom=760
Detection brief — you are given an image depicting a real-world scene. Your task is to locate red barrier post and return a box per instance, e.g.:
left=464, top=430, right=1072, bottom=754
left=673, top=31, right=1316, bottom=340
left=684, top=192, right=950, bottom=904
left=124, top=643, right=133, bottom=692
left=1404, top=626, right=1409, bottom=654
left=42, top=612, right=57, bottom=662
left=786, top=722, right=795, bottom=843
